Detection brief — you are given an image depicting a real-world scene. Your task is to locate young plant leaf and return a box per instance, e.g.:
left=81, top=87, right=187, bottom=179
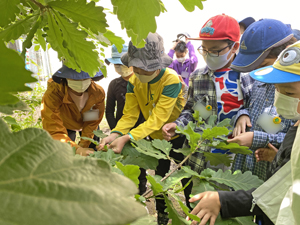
left=164, top=195, right=191, bottom=225
left=146, top=175, right=164, bottom=196
left=212, top=142, right=252, bottom=155
left=36, top=29, right=47, bottom=51
left=103, top=30, right=125, bottom=52
left=174, top=147, right=192, bottom=156
left=152, top=139, right=172, bottom=156
left=80, top=136, right=99, bottom=146
left=0, top=100, right=29, bottom=114
left=202, top=126, right=229, bottom=141
left=116, top=161, right=140, bottom=188
left=176, top=121, right=201, bottom=151
left=178, top=0, right=205, bottom=12
left=203, top=152, right=233, bottom=167
left=0, top=0, right=20, bottom=27
left=131, top=139, right=167, bottom=160
left=89, top=148, right=122, bottom=166
left=93, top=130, right=108, bottom=139
left=163, top=169, right=192, bottom=191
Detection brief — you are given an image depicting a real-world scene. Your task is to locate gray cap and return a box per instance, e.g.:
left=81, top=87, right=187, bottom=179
left=121, top=33, right=172, bottom=71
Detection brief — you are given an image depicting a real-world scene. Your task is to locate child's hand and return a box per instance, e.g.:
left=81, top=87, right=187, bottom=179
left=75, top=147, right=95, bottom=156
left=187, top=191, right=221, bottom=225
left=108, top=134, right=131, bottom=154
left=97, top=133, right=120, bottom=151
left=171, top=41, right=179, bottom=50
left=255, top=143, right=278, bottom=162
left=162, top=122, right=177, bottom=141
left=233, top=115, right=252, bottom=137
left=227, top=132, right=254, bottom=147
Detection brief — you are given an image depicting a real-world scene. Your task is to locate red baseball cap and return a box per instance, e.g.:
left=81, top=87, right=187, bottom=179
left=189, top=14, right=240, bottom=42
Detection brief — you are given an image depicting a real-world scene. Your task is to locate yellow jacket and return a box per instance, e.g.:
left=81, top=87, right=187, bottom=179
left=41, top=79, right=105, bottom=148
left=112, top=68, right=184, bottom=140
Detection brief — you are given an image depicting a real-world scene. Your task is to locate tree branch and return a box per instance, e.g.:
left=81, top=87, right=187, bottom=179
left=30, top=0, right=45, bottom=9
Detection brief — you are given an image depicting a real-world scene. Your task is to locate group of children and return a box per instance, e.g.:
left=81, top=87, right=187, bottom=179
left=40, top=13, right=300, bottom=225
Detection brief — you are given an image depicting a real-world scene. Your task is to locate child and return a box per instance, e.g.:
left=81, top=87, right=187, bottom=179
left=228, top=19, right=297, bottom=181
left=98, top=33, right=187, bottom=225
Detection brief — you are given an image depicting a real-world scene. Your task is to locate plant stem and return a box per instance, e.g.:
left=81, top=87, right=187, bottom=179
left=30, top=0, right=45, bottom=9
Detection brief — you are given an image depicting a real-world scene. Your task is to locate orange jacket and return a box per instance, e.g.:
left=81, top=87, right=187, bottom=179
left=41, top=78, right=105, bottom=148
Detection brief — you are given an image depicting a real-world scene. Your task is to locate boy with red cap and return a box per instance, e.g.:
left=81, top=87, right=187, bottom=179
left=163, top=14, right=253, bottom=173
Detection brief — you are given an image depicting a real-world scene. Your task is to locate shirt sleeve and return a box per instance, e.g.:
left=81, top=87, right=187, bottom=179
left=105, top=80, right=117, bottom=130
left=251, top=130, right=287, bottom=150
left=168, top=49, right=175, bottom=69
left=111, top=81, right=140, bottom=136
left=41, top=81, right=79, bottom=148
left=186, top=41, right=198, bottom=72
left=79, top=87, right=105, bottom=148
left=129, top=82, right=182, bottom=140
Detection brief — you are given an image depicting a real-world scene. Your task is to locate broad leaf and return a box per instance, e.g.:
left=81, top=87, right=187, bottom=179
left=217, top=118, right=231, bottom=128
left=178, top=0, right=205, bottom=12
left=131, top=139, right=167, bottom=160
left=0, top=0, right=20, bottom=27
left=164, top=195, right=190, bottom=225
left=121, top=143, right=159, bottom=170
left=116, top=161, right=140, bottom=188
left=214, top=215, right=256, bottom=225
left=128, top=215, right=156, bottom=225
left=207, top=115, right=217, bottom=127
left=0, top=41, right=36, bottom=105
left=146, top=175, right=164, bottom=196
left=163, top=169, right=192, bottom=191
left=0, top=119, right=147, bottom=225
left=212, top=142, right=252, bottom=155
left=36, top=29, right=47, bottom=51
left=111, top=0, right=161, bottom=47
left=49, top=0, right=108, bottom=34
left=51, top=10, right=101, bottom=76
left=203, top=152, right=233, bottom=167
left=191, top=178, right=215, bottom=195
left=103, top=30, right=125, bottom=52
left=0, top=100, right=29, bottom=114
left=93, top=130, right=108, bottom=139
left=208, top=169, right=264, bottom=191
left=89, top=148, right=122, bottom=166
left=174, top=147, right=192, bottom=156
left=176, top=121, right=201, bottom=151
left=2, top=116, right=19, bottom=125
left=80, top=136, right=99, bottom=146
left=202, top=126, right=229, bottom=141
left=152, top=139, right=172, bottom=156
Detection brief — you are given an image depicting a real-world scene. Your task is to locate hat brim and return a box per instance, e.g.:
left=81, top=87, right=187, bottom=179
left=121, top=52, right=173, bottom=71
left=53, top=65, right=103, bottom=80
left=105, top=58, right=123, bottom=65
left=187, top=37, right=230, bottom=41
left=250, top=65, right=300, bottom=83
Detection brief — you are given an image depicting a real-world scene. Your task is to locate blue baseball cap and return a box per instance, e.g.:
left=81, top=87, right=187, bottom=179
left=293, top=29, right=300, bottom=41
left=250, top=41, right=300, bottom=83
left=52, top=65, right=103, bottom=83
left=239, top=17, right=255, bottom=30
left=231, top=19, right=293, bottom=72
left=105, top=44, right=128, bottom=65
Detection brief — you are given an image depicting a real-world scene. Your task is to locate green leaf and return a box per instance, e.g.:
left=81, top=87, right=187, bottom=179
left=176, top=122, right=201, bottom=151
left=51, top=10, right=101, bottom=76
left=111, top=0, right=161, bottom=47
left=146, top=175, right=164, bottom=196
left=0, top=100, right=29, bottom=114
left=216, top=118, right=231, bottom=128
left=207, top=115, right=217, bottom=127
left=203, top=152, right=233, bottom=167
left=208, top=169, right=264, bottom=191
left=2, top=116, right=19, bottom=125
left=212, top=142, right=252, bottom=155
left=103, top=30, right=125, bottom=52
left=0, top=15, right=38, bottom=42
left=232, top=217, right=257, bottom=225
left=152, top=139, right=172, bottom=156
left=174, top=147, right=192, bottom=156
left=163, top=169, right=192, bottom=191
left=131, top=139, right=167, bottom=160
left=89, top=148, right=122, bottom=166
left=49, top=0, right=108, bottom=34
left=202, top=126, right=229, bottom=141
left=0, top=0, right=20, bottom=27
left=0, top=118, right=147, bottom=224
left=0, top=41, right=36, bottom=105
left=36, top=29, right=47, bottom=51
left=121, top=143, right=159, bottom=170
left=164, top=195, right=190, bottom=225
left=129, top=215, right=156, bottom=225
left=80, top=136, right=99, bottom=146
left=93, top=129, right=108, bottom=139
left=116, top=161, right=140, bottom=188
left=191, top=178, right=215, bottom=195
left=178, top=0, right=205, bottom=12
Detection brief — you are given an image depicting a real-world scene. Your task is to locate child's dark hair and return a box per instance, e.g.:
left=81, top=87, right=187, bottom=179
left=174, top=41, right=187, bottom=53
left=267, top=37, right=297, bottom=58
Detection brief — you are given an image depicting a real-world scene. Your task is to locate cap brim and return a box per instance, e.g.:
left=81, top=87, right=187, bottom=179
left=105, top=58, right=122, bottom=65
left=250, top=65, right=300, bottom=83
left=53, top=65, right=103, bottom=79
left=187, top=37, right=230, bottom=41
left=121, top=52, right=173, bottom=71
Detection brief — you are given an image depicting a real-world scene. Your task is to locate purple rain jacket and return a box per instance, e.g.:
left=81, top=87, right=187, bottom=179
left=168, top=41, right=198, bottom=86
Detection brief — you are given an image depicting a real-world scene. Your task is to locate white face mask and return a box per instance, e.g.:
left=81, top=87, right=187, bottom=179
left=67, top=79, right=91, bottom=93
left=115, top=65, right=132, bottom=77
left=203, top=44, right=235, bottom=71
left=135, top=70, right=158, bottom=83
left=274, top=90, right=300, bottom=120
left=177, top=57, right=186, bottom=63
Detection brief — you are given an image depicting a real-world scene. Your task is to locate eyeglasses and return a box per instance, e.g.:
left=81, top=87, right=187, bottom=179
left=197, top=44, right=233, bottom=57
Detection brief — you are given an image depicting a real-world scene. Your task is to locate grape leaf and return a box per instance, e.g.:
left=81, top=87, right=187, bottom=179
left=103, top=30, right=125, bottom=52
left=208, top=169, right=264, bottom=191
left=0, top=118, right=147, bottom=225
left=203, top=152, right=233, bottom=167
left=146, top=175, right=164, bottom=196
left=0, top=41, right=36, bottom=105
left=152, top=139, right=172, bottom=156
left=51, top=10, right=101, bottom=76
left=164, top=195, right=190, bottom=225
left=111, top=0, right=161, bottom=47
left=116, top=161, right=140, bottom=188
left=0, top=100, right=29, bottom=114
left=131, top=139, right=167, bottom=160
left=178, top=0, right=205, bottom=12
left=0, top=0, right=20, bottom=27
left=49, top=0, right=108, bottom=34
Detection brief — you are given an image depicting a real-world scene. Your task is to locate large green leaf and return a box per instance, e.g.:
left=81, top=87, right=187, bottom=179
left=88, top=148, right=122, bottom=166
left=178, top=0, right=205, bottom=12
left=202, top=126, right=229, bottom=141
left=0, top=100, right=29, bottom=114
left=0, top=41, right=36, bottom=105
left=111, top=0, right=162, bottom=47
left=0, top=0, right=20, bottom=27
left=128, top=215, right=156, bottom=225
left=116, top=161, right=140, bottom=188
left=131, top=139, right=167, bottom=160
left=152, top=139, right=172, bottom=156
left=176, top=122, right=201, bottom=151
left=0, top=15, right=38, bottom=42
left=164, top=195, right=190, bottom=225
left=146, top=175, right=164, bottom=196
left=49, top=0, right=108, bottom=34
left=208, top=169, right=264, bottom=191
left=103, top=30, right=125, bottom=52
left=163, top=169, right=192, bottom=191
left=93, top=129, right=108, bottom=139
left=212, top=142, right=252, bottom=155
left=36, top=29, right=47, bottom=51
left=51, top=10, right=101, bottom=76
left=203, top=152, right=233, bottom=167
left=0, top=118, right=146, bottom=225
